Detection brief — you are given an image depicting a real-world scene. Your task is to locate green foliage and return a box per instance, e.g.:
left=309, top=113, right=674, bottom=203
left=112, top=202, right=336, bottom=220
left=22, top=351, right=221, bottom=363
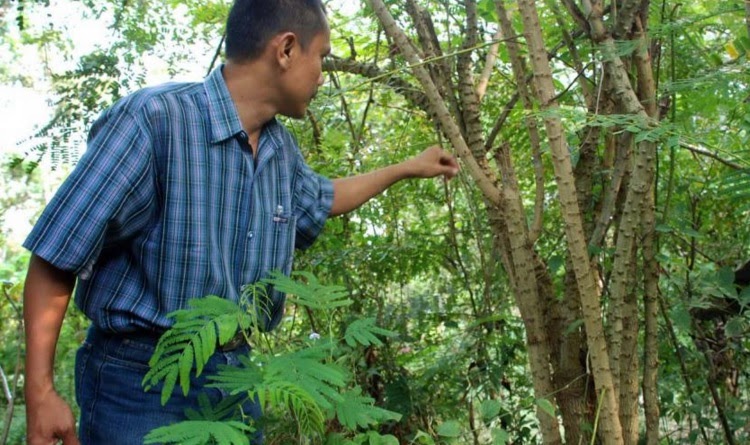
left=6, top=1, right=750, bottom=443
left=334, top=390, right=401, bottom=429
left=143, top=295, right=254, bottom=405
left=344, top=317, right=396, bottom=348
left=143, top=273, right=401, bottom=444
left=268, top=271, right=353, bottom=310
left=144, top=421, right=255, bottom=445
left=435, top=420, right=461, bottom=438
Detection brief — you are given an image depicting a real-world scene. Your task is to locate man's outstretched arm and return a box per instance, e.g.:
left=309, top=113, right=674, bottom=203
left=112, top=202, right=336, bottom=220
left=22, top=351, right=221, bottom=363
left=330, top=146, right=459, bottom=217
left=24, top=254, right=79, bottom=445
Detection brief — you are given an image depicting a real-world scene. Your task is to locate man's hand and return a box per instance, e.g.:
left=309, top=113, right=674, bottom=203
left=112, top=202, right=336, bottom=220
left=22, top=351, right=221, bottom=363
left=404, top=145, right=460, bottom=180
left=24, top=255, right=78, bottom=444
left=330, top=145, right=460, bottom=216
left=26, top=388, right=79, bottom=445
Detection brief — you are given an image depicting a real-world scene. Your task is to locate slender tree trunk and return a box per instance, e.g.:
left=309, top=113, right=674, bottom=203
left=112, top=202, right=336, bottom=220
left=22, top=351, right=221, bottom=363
left=371, top=2, right=565, bottom=442
left=619, top=20, right=661, bottom=445
left=642, top=188, right=660, bottom=445
left=494, top=1, right=545, bottom=243
left=368, top=0, right=502, bottom=208
left=552, top=268, right=595, bottom=445
left=514, top=1, right=623, bottom=443
left=496, top=146, right=563, bottom=445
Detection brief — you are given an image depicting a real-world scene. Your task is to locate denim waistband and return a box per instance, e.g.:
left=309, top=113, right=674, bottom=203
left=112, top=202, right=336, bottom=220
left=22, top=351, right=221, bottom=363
left=86, top=325, right=164, bottom=347
left=85, top=325, right=250, bottom=353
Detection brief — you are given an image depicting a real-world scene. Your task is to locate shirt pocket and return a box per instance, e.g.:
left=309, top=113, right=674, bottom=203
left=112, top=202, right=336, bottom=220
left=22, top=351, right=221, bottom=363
left=247, top=209, right=298, bottom=279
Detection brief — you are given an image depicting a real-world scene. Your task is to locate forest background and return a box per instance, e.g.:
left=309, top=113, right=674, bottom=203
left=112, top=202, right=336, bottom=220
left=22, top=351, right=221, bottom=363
left=1, top=0, right=749, bottom=444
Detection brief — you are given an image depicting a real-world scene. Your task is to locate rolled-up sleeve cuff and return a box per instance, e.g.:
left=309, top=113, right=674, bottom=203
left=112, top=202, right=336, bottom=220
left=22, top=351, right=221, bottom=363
left=295, top=176, right=334, bottom=250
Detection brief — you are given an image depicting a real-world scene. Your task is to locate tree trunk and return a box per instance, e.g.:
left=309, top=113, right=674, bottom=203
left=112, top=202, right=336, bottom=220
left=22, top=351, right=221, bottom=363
left=514, top=0, right=624, bottom=443
left=642, top=186, right=660, bottom=445
left=368, top=0, right=502, bottom=208
left=496, top=146, right=563, bottom=445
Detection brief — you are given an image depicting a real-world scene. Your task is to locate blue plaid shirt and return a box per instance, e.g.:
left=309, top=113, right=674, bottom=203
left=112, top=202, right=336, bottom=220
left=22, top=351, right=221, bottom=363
left=24, top=66, right=334, bottom=333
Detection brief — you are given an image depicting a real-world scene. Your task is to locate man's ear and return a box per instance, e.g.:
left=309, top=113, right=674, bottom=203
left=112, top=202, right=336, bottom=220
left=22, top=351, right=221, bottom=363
left=276, top=32, right=298, bottom=70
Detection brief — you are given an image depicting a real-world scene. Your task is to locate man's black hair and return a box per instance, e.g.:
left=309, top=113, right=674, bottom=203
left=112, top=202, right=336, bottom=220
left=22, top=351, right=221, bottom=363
left=225, top=0, right=327, bottom=62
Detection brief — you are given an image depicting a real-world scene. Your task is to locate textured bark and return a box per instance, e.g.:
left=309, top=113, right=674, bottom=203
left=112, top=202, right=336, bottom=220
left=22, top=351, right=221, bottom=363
left=514, top=1, right=623, bottom=443
left=456, top=0, right=491, bottom=169
left=618, top=245, right=640, bottom=445
left=369, top=0, right=502, bottom=207
left=550, top=266, right=595, bottom=445
left=590, top=132, right=632, bottom=250
left=476, top=27, right=502, bottom=101
left=404, top=0, right=463, bottom=130
left=642, top=189, right=660, bottom=445
left=579, top=4, right=659, bottom=444
left=496, top=146, right=563, bottom=445
left=619, top=22, right=659, bottom=445
left=612, top=0, right=644, bottom=39
left=323, top=56, right=430, bottom=113
left=495, top=1, right=545, bottom=243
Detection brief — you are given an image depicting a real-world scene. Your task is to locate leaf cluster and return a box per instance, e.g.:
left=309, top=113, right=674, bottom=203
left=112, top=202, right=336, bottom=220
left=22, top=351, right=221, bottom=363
left=142, top=272, right=402, bottom=444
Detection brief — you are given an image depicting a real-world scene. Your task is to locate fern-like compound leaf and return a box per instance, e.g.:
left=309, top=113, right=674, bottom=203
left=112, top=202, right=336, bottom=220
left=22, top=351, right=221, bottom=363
left=142, top=296, right=253, bottom=405
left=335, top=389, right=402, bottom=429
left=209, top=355, right=264, bottom=395
left=265, top=271, right=353, bottom=310
left=143, top=420, right=255, bottom=445
left=344, top=317, right=397, bottom=348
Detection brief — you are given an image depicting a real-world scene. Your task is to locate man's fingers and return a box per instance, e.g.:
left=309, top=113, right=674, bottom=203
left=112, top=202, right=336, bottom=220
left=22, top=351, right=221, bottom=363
left=61, top=428, right=80, bottom=445
left=438, top=152, right=459, bottom=178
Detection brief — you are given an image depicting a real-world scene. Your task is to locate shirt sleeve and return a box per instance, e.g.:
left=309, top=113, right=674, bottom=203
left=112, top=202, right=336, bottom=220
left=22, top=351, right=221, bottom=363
left=293, top=154, right=334, bottom=251
left=23, top=106, right=156, bottom=278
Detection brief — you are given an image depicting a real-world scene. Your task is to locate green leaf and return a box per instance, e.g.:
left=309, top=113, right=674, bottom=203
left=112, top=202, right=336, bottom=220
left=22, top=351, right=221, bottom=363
left=344, top=317, right=397, bottom=348
left=717, top=266, right=735, bottom=288
left=143, top=296, right=247, bottom=404
left=365, top=431, right=399, bottom=445
left=564, top=319, right=584, bottom=336
left=725, top=317, right=745, bottom=337
left=436, top=420, right=462, bottom=437
left=536, top=398, right=556, bottom=418
left=265, top=271, right=353, bottom=310
left=492, top=428, right=510, bottom=445
left=412, top=431, right=435, bottom=445
left=334, top=389, right=401, bottom=429
left=144, top=420, right=254, bottom=445
left=655, top=224, right=672, bottom=233
left=161, top=368, right=178, bottom=406
left=740, top=287, right=750, bottom=307
left=178, top=345, right=194, bottom=396
left=671, top=305, right=692, bottom=331
left=480, top=399, right=502, bottom=421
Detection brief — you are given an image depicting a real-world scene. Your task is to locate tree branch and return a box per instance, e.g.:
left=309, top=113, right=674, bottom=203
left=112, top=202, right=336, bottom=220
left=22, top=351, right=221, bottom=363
left=206, top=33, right=225, bottom=77
left=612, top=0, right=643, bottom=39
left=368, top=0, right=502, bottom=206
left=476, top=27, right=502, bottom=101
left=323, top=56, right=430, bottom=113
left=495, top=0, right=545, bottom=242
left=485, top=92, right=519, bottom=150
left=679, top=141, right=745, bottom=170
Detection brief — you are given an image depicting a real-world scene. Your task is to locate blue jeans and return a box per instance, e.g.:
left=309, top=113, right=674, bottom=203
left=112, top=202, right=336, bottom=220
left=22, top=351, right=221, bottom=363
left=75, top=326, right=261, bottom=444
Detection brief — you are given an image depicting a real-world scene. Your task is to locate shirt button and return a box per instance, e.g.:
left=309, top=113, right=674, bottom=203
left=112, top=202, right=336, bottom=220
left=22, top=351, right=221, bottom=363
left=239, top=131, right=248, bottom=140
left=247, top=231, right=254, bottom=239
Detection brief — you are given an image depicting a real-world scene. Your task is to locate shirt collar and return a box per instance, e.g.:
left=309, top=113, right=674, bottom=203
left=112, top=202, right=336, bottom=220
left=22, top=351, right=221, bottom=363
left=204, top=64, right=282, bottom=146
left=205, top=65, right=244, bottom=144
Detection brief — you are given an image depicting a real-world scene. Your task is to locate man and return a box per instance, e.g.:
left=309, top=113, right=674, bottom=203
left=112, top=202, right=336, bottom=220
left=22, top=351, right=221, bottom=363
left=23, top=0, right=459, bottom=443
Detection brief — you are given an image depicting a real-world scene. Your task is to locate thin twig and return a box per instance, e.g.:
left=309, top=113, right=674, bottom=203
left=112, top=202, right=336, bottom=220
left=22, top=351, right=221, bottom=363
left=485, top=93, right=520, bottom=151
left=679, top=141, right=746, bottom=170
left=206, top=33, right=226, bottom=77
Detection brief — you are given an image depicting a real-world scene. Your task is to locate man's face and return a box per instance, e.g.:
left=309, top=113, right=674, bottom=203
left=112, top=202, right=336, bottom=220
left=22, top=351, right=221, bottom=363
left=279, top=28, right=331, bottom=119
